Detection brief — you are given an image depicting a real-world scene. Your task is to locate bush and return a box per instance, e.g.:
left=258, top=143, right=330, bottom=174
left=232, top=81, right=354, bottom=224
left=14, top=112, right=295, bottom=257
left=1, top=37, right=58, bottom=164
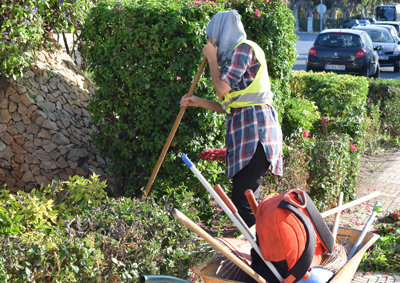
left=82, top=0, right=297, bottom=197
left=290, top=71, right=368, bottom=145
left=0, top=175, right=210, bottom=282
left=360, top=209, right=400, bottom=272
left=261, top=132, right=312, bottom=197
left=0, top=0, right=98, bottom=79
left=308, top=132, right=359, bottom=211
left=280, top=96, right=320, bottom=136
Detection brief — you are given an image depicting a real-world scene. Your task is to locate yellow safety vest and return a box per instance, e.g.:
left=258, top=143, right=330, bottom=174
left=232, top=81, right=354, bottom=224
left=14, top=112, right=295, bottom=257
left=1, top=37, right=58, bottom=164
left=218, top=40, right=274, bottom=113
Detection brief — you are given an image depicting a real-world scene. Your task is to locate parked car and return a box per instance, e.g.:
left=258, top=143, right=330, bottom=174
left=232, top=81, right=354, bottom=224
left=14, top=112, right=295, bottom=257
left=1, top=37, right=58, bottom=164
left=358, top=19, right=371, bottom=26
left=366, top=17, right=377, bottom=24
left=375, top=21, right=400, bottom=36
left=353, top=26, right=400, bottom=72
left=341, top=19, right=360, bottom=29
left=306, top=29, right=381, bottom=77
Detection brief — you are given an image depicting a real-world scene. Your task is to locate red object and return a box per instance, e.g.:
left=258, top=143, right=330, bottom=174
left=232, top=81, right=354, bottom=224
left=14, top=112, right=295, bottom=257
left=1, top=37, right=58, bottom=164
left=356, top=48, right=366, bottom=58
left=255, top=189, right=334, bottom=282
left=309, top=46, right=317, bottom=57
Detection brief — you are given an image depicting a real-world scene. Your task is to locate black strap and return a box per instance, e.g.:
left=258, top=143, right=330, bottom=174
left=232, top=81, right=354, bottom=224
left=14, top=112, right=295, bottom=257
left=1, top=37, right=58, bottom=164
left=299, top=191, right=335, bottom=253
left=278, top=201, right=316, bottom=281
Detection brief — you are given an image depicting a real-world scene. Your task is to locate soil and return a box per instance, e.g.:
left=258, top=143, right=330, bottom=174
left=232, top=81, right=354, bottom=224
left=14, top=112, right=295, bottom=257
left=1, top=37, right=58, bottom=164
left=217, top=145, right=400, bottom=238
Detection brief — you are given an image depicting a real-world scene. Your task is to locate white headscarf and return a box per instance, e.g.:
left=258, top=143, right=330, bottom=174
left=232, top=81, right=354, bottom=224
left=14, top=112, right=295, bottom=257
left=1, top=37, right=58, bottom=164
left=205, top=10, right=247, bottom=68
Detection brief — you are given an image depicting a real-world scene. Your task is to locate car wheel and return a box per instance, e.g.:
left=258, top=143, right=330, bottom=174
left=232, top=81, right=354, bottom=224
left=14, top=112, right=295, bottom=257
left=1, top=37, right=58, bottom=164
left=372, top=64, right=380, bottom=79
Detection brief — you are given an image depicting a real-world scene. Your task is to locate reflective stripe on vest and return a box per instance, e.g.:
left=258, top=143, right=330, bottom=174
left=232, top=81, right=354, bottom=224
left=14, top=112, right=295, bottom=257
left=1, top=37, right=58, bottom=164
left=218, top=40, right=274, bottom=113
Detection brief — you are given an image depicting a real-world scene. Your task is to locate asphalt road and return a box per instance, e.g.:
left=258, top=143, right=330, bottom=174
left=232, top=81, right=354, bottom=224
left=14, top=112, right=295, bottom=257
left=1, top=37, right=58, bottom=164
left=294, top=32, right=400, bottom=80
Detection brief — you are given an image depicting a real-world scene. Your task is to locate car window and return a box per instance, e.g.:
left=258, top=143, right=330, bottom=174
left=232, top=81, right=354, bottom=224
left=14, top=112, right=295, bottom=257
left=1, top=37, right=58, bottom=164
left=367, top=29, right=394, bottom=43
left=362, top=33, right=374, bottom=49
left=317, top=33, right=361, bottom=47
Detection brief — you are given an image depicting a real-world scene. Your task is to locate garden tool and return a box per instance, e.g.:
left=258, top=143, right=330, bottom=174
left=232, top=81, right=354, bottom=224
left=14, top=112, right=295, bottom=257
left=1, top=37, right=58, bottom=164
left=170, top=208, right=267, bottom=283
left=213, top=184, right=255, bottom=240
left=139, top=275, right=191, bottom=283
left=181, top=153, right=284, bottom=282
left=347, top=200, right=383, bottom=261
left=320, top=191, right=381, bottom=218
left=332, top=192, right=344, bottom=241
left=143, top=39, right=217, bottom=198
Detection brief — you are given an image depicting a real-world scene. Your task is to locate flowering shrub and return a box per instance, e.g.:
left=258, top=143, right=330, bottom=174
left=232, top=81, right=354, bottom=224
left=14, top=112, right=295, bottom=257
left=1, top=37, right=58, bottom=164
left=360, top=209, right=400, bottom=272
left=199, top=148, right=226, bottom=162
left=83, top=0, right=297, bottom=197
left=308, top=132, right=359, bottom=211
left=0, top=0, right=98, bottom=79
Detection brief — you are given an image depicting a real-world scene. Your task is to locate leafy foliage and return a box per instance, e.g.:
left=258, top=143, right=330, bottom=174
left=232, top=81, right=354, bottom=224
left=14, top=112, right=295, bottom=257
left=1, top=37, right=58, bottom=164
left=360, top=209, right=400, bottom=272
left=0, top=0, right=99, bottom=79
left=0, top=175, right=210, bottom=282
left=280, top=96, right=320, bottom=136
left=82, top=0, right=297, bottom=198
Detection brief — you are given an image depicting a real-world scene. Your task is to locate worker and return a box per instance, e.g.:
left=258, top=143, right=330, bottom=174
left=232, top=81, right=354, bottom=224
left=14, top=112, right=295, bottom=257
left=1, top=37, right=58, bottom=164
left=180, top=10, right=283, bottom=227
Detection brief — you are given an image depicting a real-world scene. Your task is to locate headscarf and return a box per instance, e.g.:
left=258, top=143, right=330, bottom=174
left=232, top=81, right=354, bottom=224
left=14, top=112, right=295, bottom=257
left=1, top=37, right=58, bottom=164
left=205, top=10, right=247, bottom=68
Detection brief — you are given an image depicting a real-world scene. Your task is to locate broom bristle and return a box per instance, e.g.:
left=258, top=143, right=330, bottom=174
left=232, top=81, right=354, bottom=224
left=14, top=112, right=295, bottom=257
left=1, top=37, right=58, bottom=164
left=320, top=243, right=348, bottom=273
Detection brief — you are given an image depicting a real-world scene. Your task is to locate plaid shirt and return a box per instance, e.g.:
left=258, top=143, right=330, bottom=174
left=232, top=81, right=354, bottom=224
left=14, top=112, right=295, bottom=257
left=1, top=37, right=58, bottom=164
left=220, top=43, right=283, bottom=179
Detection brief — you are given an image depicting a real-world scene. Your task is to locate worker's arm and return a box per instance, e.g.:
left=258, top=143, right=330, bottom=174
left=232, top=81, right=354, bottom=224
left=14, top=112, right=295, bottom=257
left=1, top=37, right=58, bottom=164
left=180, top=95, right=225, bottom=114
left=202, top=41, right=232, bottom=98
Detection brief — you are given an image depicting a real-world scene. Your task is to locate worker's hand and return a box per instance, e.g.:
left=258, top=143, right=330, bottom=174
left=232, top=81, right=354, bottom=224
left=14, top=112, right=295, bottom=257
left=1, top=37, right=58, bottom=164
left=180, top=94, right=200, bottom=108
left=203, top=41, right=218, bottom=63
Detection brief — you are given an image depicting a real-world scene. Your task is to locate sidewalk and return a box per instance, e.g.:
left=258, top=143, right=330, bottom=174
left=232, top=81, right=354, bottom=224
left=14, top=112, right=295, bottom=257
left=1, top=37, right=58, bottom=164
left=338, top=150, right=400, bottom=282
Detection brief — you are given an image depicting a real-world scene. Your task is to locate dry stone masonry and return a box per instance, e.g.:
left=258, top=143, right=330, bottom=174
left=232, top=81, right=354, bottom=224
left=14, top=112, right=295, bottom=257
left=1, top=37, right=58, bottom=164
left=0, top=38, right=113, bottom=193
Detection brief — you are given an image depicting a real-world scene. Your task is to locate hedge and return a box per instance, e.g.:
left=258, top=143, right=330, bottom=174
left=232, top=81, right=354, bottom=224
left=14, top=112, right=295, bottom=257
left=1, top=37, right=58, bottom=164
left=82, top=0, right=297, bottom=197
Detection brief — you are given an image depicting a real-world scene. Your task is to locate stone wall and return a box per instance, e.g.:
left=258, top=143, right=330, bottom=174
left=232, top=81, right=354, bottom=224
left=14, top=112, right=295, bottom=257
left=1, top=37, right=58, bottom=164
left=0, top=38, right=113, bottom=193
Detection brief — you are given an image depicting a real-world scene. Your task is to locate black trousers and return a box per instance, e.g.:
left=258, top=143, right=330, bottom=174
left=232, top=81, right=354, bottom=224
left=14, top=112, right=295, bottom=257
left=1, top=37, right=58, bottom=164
left=231, top=142, right=270, bottom=228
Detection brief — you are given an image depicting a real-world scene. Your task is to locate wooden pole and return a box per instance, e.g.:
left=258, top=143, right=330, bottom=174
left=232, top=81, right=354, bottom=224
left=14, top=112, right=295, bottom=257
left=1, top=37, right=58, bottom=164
left=170, top=208, right=268, bottom=283
left=332, top=192, right=344, bottom=241
left=320, top=191, right=381, bottom=218
left=143, top=39, right=216, bottom=198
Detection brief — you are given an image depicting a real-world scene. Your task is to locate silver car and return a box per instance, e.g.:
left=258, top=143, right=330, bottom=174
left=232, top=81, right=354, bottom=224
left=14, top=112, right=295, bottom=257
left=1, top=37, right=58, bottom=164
left=353, top=26, right=400, bottom=72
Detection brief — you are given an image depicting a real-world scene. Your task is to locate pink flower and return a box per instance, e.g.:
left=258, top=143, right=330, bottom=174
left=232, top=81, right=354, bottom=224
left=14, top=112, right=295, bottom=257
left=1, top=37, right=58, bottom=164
left=251, top=1, right=253, bottom=4
left=177, top=76, right=181, bottom=81
left=189, top=2, right=193, bottom=5
left=301, top=129, right=311, bottom=139
left=350, top=144, right=357, bottom=152
left=228, top=2, right=231, bottom=5
left=320, top=117, right=329, bottom=125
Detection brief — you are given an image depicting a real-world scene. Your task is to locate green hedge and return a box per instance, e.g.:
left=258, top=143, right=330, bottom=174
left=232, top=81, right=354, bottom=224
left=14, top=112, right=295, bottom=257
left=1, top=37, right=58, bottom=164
left=290, top=71, right=368, bottom=144
left=82, top=0, right=297, bottom=197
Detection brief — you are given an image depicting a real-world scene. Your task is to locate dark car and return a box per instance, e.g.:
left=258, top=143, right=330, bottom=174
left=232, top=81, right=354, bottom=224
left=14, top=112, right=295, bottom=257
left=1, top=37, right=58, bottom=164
left=306, top=29, right=382, bottom=77
left=353, top=26, right=400, bottom=72
left=341, top=19, right=360, bottom=29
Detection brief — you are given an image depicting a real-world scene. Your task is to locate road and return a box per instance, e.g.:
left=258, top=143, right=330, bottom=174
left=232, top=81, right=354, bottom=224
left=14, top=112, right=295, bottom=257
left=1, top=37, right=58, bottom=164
left=294, top=32, right=400, bottom=80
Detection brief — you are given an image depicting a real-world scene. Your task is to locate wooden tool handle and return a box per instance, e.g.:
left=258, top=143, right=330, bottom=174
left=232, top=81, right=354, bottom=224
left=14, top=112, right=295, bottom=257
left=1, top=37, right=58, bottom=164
left=213, top=184, right=237, bottom=214
left=245, top=189, right=258, bottom=216
left=170, top=208, right=267, bottom=283
left=143, top=39, right=217, bottom=198
left=332, top=192, right=344, bottom=241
